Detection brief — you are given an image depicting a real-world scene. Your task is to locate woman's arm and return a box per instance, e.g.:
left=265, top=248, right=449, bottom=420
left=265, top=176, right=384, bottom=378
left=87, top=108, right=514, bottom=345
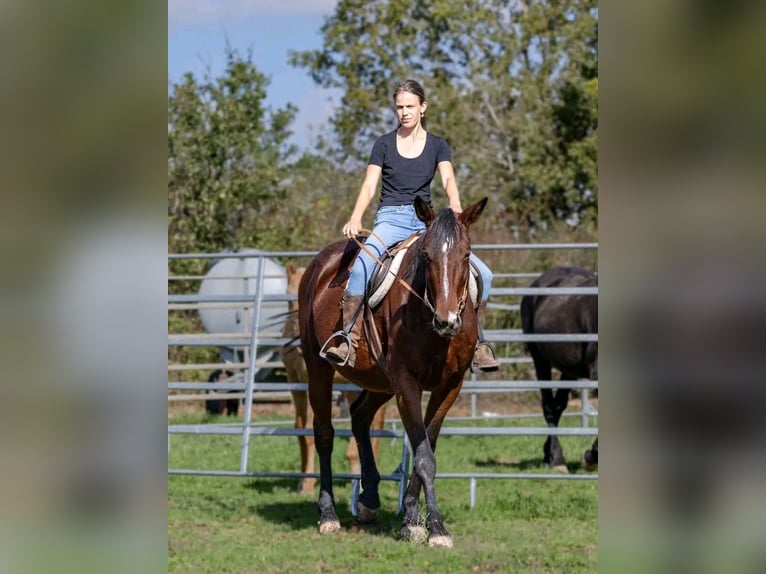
left=438, top=160, right=462, bottom=213
left=342, top=164, right=382, bottom=238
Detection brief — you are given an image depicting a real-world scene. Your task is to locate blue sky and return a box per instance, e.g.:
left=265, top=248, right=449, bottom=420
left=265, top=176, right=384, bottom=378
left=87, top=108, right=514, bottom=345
left=168, top=0, right=340, bottom=151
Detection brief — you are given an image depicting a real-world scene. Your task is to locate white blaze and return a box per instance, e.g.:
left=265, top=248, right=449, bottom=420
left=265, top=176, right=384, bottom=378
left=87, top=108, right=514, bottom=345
left=441, top=239, right=453, bottom=301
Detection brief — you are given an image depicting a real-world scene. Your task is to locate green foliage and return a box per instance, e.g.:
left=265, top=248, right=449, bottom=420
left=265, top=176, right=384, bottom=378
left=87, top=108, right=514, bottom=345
left=290, top=0, right=598, bottom=233
left=168, top=47, right=299, bottom=254
left=168, top=2, right=598, bottom=258
left=262, top=150, right=363, bottom=251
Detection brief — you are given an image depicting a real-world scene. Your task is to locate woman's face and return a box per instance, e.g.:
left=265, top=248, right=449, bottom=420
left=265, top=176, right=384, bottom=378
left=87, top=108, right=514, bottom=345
left=395, top=91, right=426, bottom=130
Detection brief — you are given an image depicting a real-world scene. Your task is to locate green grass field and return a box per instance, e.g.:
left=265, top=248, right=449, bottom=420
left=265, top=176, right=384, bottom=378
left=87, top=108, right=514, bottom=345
left=168, top=406, right=598, bottom=573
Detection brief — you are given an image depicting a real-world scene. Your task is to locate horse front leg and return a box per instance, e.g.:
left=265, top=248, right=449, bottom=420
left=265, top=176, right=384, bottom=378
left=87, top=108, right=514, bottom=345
left=349, top=390, right=392, bottom=523
left=396, top=381, right=455, bottom=548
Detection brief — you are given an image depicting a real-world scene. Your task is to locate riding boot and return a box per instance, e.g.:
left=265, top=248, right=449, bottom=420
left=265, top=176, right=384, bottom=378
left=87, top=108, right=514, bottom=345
left=472, top=342, right=499, bottom=372
left=472, top=302, right=500, bottom=373
left=324, top=293, right=364, bottom=367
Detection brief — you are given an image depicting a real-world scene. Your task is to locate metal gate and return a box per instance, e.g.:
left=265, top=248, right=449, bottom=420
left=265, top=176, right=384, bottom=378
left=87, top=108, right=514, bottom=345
left=168, top=243, right=598, bottom=510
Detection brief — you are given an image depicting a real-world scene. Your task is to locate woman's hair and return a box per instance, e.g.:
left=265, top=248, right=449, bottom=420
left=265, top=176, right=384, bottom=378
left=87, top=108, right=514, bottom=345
left=393, top=79, right=427, bottom=128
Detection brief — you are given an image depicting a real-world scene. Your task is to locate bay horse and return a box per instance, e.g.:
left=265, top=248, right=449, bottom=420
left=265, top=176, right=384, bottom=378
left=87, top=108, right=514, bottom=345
left=280, top=261, right=387, bottom=495
left=299, top=196, right=487, bottom=547
left=520, top=266, right=598, bottom=472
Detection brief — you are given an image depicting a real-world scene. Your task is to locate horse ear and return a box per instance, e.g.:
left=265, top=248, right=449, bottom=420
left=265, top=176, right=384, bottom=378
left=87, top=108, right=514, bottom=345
left=286, top=260, right=296, bottom=275
left=459, top=197, right=488, bottom=228
left=414, top=196, right=435, bottom=226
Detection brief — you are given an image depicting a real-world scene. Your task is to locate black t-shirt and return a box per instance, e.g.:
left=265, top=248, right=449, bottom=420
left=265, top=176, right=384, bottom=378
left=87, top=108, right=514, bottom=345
left=368, top=130, right=452, bottom=207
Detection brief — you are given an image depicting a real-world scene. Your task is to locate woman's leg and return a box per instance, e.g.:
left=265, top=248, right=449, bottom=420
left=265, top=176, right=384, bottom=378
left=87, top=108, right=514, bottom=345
left=469, top=252, right=499, bottom=372
left=347, top=206, right=424, bottom=296
left=469, top=252, right=493, bottom=303
left=325, top=206, right=422, bottom=365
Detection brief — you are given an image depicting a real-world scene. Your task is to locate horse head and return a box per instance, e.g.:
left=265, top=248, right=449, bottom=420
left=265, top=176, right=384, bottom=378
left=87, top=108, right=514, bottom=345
left=414, top=196, right=487, bottom=337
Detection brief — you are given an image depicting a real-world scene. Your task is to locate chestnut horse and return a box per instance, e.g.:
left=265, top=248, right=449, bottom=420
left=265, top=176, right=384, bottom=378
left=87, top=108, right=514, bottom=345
left=280, top=261, right=387, bottom=495
left=299, top=196, right=487, bottom=547
left=520, top=266, right=598, bottom=472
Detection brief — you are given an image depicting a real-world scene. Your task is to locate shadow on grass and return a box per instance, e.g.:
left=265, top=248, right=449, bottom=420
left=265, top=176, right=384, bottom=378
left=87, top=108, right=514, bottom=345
left=243, top=478, right=300, bottom=494
left=474, top=457, right=587, bottom=474
left=254, top=498, right=401, bottom=539
left=243, top=478, right=354, bottom=495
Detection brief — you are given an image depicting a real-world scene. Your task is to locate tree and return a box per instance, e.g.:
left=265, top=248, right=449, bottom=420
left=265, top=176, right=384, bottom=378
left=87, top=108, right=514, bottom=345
left=290, top=0, right=597, bottom=232
left=168, top=47, right=298, bottom=255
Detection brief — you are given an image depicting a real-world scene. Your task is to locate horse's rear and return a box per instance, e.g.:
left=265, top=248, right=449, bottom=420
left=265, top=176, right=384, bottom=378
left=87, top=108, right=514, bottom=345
left=521, top=266, right=598, bottom=471
left=521, top=266, right=598, bottom=380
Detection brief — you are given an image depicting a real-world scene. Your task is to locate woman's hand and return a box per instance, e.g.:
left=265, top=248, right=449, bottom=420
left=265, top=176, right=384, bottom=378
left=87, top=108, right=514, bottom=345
left=342, top=218, right=363, bottom=238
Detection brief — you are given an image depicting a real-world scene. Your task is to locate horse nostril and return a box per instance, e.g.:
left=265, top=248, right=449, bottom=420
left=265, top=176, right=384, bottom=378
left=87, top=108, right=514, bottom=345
left=433, top=314, right=460, bottom=336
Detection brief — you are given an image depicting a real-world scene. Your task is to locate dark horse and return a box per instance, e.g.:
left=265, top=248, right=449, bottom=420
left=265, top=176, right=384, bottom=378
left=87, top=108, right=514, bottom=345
left=298, top=196, right=487, bottom=547
left=520, top=266, right=598, bottom=472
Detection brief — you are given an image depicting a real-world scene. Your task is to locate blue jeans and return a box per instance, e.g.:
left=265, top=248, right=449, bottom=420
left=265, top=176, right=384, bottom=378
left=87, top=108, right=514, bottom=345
left=346, top=204, right=493, bottom=303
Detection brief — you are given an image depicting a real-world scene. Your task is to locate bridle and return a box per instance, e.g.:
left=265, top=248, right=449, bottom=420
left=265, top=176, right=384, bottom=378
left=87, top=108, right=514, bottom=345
left=421, top=253, right=470, bottom=319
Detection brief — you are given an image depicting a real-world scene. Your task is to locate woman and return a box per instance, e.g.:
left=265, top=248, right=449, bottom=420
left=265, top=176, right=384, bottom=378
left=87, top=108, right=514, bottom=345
left=324, top=79, right=498, bottom=372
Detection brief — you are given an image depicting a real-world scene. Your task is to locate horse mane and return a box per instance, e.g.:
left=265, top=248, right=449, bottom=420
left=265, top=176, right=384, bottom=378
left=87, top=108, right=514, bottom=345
left=427, top=208, right=460, bottom=248
left=405, top=208, right=461, bottom=284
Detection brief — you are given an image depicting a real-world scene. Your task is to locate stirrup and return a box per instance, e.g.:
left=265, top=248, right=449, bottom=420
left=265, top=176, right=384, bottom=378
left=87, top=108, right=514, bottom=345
left=471, top=341, right=500, bottom=373
left=319, top=330, right=353, bottom=367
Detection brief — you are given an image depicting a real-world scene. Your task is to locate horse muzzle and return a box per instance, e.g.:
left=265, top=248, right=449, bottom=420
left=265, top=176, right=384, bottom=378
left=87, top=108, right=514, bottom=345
left=432, top=312, right=462, bottom=338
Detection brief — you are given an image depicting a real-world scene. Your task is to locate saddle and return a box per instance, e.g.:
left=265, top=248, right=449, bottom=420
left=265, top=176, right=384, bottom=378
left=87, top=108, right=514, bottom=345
left=366, top=233, right=482, bottom=309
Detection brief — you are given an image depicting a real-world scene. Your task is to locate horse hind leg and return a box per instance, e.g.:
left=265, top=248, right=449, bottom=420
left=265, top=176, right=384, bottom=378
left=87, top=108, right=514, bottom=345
left=531, top=348, right=565, bottom=469
left=540, top=379, right=571, bottom=472
left=306, top=358, right=341, bottom=534
left=349, top=391, right=391, bottom=524
left=582, top=437, right=598, bottom=471
left=290, top=389, right=315, bottom=495
left=345, top=392, right=387, bottom=475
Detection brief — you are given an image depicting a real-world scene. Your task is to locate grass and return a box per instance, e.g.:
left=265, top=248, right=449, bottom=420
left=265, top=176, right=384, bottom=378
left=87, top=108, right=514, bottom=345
left=168, top=402, right=598, bottom=573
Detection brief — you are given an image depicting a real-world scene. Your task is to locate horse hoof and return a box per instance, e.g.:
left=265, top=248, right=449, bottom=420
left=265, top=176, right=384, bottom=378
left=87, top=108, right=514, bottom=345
left=356, top=502, right=379, bottom=524
left=552, top=464, right=569, bottom=474
left=581, top=453, right=597, bottom=472
left=318, top=519, right=341, bottom=534
left=401, top=525, right=427, bottom=544
left=428, top=534, right=454, bottom=548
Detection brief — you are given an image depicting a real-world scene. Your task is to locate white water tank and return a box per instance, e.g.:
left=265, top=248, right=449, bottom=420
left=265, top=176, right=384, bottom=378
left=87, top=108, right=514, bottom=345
left=198, top=249, right=288, bottom=364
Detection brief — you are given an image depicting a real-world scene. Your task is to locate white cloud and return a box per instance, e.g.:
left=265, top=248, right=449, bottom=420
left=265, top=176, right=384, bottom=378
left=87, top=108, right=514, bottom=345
left=168, top=0, right=337, bottom=25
